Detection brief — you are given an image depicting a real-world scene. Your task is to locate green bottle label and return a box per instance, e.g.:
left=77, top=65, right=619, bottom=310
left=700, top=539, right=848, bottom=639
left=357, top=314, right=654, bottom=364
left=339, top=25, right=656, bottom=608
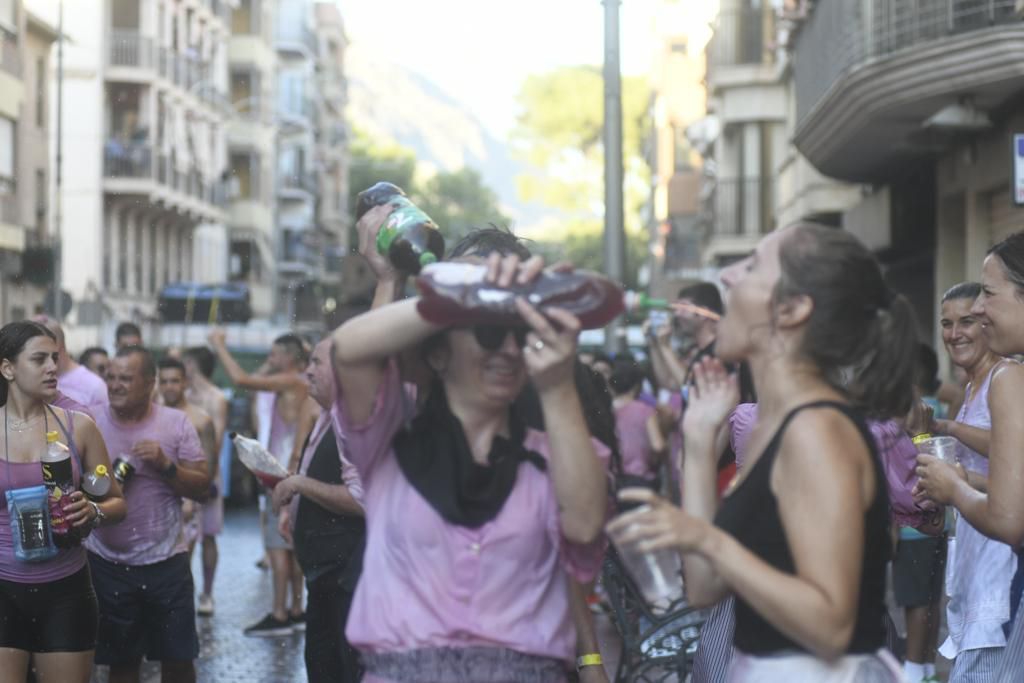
left=375, top=198, right=432, bottom=255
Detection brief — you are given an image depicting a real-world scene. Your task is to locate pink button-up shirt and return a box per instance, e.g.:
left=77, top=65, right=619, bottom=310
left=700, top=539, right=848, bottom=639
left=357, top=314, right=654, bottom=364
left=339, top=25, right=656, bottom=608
left=333, top=360, right=608, bottom=666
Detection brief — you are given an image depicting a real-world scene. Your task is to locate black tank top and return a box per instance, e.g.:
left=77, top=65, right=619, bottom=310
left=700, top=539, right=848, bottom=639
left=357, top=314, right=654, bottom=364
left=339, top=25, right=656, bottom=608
left=713, top=401, right=890, bottom=655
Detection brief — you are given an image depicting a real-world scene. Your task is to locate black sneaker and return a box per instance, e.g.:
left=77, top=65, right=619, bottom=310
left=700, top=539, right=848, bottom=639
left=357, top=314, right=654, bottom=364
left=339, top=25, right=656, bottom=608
left=289, top=612, right=306, bottom=632
left=243, top=614, right=293, bottom=637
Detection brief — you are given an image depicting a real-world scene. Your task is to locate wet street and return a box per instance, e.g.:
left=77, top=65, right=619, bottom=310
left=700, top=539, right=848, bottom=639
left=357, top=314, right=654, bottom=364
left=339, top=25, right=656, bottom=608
left=93, top=506, right=308, bottom=683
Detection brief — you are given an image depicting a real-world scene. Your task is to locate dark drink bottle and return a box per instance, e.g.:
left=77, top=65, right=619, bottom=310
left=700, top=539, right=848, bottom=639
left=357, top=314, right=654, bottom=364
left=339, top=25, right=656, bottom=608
left=355, top=182, right=445, bottom=275
left=41, top=431, right=75, bottom=547
left=415, top=262, right=624, bottom=330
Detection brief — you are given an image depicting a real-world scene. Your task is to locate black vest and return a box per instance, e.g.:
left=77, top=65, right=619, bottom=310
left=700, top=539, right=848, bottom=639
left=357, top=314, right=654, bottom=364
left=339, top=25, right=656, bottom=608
left=293, top=426, right=366, bottom=589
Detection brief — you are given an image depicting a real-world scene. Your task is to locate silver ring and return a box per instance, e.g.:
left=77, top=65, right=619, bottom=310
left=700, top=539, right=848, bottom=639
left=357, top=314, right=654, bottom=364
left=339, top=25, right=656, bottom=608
left=533, top=340, right=545, bottom=351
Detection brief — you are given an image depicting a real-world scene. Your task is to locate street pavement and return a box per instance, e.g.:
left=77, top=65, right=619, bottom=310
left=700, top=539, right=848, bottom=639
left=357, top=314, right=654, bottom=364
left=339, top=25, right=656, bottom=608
left=92, top=506, right=308, bottom=683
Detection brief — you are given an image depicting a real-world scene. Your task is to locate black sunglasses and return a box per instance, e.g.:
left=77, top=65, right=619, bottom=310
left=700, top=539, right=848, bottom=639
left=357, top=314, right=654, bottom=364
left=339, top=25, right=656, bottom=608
left=470, top=324, right=529, bottom=351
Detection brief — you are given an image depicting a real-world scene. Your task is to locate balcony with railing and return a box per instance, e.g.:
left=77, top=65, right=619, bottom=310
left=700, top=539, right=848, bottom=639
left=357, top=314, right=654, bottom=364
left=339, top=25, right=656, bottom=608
left=0, top=24, right=20, bottom=77
left=105, top=141, right=227, bottom=211
left=108, top=30, right=154, bottom=69
left=792, top=0, right=1024, bottom=181
left=275, top=24, right=318, bottom=57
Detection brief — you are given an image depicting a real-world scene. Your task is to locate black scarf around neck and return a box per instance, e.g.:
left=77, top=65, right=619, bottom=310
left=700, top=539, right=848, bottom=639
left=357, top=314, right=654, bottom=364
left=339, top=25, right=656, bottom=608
left=393, top=379, right=546, bottom=529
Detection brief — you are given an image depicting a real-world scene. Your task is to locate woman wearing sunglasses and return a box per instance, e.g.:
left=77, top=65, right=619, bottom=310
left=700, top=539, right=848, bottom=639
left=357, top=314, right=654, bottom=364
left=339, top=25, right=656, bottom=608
left=328, top=210, right=609, bottom=683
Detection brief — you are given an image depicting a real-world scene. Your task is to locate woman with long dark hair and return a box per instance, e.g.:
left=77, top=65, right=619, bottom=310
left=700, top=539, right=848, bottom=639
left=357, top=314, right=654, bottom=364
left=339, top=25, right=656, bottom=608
left=0, top=321, right=126, bottom=682
left=609, top=224, right=915, bottom=680
left=328, top=211, right=608, bottom=682
left=916, top=234, right=1024, bottom=680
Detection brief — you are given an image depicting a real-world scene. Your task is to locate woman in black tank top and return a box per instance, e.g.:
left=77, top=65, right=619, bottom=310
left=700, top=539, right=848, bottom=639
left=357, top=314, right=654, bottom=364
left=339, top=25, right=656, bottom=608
left=608, top=224, right=916, bottom=681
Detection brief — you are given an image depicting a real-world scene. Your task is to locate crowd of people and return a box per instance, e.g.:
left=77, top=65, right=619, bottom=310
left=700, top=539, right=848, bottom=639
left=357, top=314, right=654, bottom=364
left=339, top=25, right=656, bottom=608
left=1, top=202, right=1023, bottom=683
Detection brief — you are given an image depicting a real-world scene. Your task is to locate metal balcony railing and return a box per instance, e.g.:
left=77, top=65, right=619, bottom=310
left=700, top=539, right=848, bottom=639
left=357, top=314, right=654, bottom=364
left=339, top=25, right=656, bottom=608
left=109, top=30, right=153, bottom=69
left=710, top=178, right=774, bottom=238
left=276, top=24, right=318, bottom=55
left=708, top=7, right=772, bottom=69
left=104, top=142, right=153, bottom=179
left=279, top=172, right=317, bottom=195
left=0, top=25, right=19, bottom=77
left=794, top=0, right=1021, bottom=125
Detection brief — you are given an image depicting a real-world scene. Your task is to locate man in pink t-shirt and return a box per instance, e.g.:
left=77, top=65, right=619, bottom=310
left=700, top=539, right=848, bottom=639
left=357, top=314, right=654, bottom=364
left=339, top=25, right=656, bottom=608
left=34, top=315, right=108, bottom=410
left=85, top=346, right=210, bottom=683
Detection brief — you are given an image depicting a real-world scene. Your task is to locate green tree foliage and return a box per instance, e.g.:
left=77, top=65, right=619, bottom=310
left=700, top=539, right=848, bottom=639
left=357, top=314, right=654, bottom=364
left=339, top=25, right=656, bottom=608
left=512, top=66, right=652, bottom=285
left=347, top=130, right=508, bottom=249
left=416, top=168, right=510, bottom=240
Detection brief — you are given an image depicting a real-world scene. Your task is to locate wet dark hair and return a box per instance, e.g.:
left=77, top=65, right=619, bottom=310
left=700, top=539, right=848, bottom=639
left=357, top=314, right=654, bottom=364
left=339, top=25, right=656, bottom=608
left=183, top=346, right=216, bottom=379
left=915, top=343, right=941, bottom=395
left=677, top=281, right=724, bottom=315
left=988, top=232, right=1024, bottom=295
left=775, top=223, right=917, bottom=418
left=79, top=346, right=109, bottom=366
left=608, top=357, right=644, bottom=396
left=115, top=322, right=142, bottom=342
left=0, top=321, right=57, bottom=406
left=158, top=357, right=186, bottom=376
left=273, top=334, right=309, bottom=367
left=447, top=226, right=532, bottom=260
left=116, top=345, right=157, bottom=381
left=942, top=281, right=982, bottom=304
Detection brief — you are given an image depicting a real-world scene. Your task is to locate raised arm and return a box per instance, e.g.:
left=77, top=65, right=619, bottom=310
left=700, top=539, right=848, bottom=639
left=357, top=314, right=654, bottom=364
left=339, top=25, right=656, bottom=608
left=208, top=331, right=305, bottom=394
left=520, top=302, right=605, bottom=545
left=646, top=323, right=683, bottom=392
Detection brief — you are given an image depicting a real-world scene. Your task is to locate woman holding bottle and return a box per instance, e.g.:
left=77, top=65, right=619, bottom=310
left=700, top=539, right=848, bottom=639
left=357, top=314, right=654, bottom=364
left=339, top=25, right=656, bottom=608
left=0, top=321, right=126, bottom=683
left=608, top=224, right=915, bottom=680
left=916, top=234, right=1024, bottom=680
left=328, top=204, right=608, bottom=682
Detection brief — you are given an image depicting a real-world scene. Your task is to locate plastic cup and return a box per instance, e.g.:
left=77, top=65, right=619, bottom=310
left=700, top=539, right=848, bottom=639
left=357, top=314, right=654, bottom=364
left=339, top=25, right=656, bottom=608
left=607, top=505, right=685, bottom=612
left=916, top=436, right=960, bottom=465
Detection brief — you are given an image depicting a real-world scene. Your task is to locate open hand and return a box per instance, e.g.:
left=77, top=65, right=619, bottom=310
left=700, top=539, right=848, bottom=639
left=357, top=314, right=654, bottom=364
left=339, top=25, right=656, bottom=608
left=682, top=358, right=739, bottom=442
left=607, top=488, right=713, bottom=555
left=516, top=300, right=580, bottom=394
left=207, top=328, right=227, bottom=348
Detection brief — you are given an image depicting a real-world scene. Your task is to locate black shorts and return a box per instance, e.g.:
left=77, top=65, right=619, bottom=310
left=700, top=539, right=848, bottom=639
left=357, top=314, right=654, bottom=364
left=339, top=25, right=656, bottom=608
left=88, top=552, right=199, bottom=665
left=0, top=565, right=98, bottom=652
left=893, top=535, right=947, bottom=608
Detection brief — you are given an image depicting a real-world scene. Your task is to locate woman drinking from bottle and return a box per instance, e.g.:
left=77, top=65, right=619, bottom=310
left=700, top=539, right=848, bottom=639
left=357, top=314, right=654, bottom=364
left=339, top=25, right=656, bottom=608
left=0, top=321, right=126, bottom=683
left=329, top=208, right=608, bottom=682
left=916, top=233, right=1024, bottom=680
left=608, top=224, right=915, bottom=681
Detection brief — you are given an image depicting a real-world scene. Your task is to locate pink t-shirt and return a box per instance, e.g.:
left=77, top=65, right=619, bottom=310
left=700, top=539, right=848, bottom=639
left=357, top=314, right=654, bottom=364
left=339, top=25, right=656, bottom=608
left=615, top=399, right=657, bottom=479
left=333, top=360, right=608, bottom=664
left=59, top=365, right=108, bottom=411
left=86, top=404, right=205, bottom=565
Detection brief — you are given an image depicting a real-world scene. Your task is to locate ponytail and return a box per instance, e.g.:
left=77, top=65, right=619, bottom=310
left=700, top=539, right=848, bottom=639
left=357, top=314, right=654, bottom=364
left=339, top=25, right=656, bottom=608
left=847, top=293, right=917, bottom=419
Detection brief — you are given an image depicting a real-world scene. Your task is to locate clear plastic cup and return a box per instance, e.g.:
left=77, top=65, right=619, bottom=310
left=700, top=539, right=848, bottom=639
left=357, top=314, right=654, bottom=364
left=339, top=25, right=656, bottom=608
left=607, top=505, right=685, bottom=612
left=916, top=436, right=960, bottom=465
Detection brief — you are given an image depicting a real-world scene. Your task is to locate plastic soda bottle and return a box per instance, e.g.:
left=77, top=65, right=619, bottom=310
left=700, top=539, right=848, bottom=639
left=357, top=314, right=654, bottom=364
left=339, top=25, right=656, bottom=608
left=40, top=431, right=75, bottom=544
left=355, top=182, right=445, bottom=275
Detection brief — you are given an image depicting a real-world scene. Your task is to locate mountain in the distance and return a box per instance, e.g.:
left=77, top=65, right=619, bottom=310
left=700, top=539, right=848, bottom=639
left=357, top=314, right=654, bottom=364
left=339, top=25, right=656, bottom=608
left=345, top=43, right=548, bottom=230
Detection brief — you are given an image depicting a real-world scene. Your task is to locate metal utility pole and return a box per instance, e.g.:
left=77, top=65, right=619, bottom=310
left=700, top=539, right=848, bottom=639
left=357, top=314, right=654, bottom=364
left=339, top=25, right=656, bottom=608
left=602, top=0, right=626, bottom=354
left=53, top=0, right=64, bottom=323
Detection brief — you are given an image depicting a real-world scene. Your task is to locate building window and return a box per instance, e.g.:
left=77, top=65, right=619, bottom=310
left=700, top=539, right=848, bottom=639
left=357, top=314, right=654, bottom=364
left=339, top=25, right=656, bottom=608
left=232, top=0, right=260, bottom=35
left=0, top=116, right=14, bottom=191
left=34, top=169, right=45, bottom=234
left=35, top=57, right=45, bottom=128
left=230, top=151, right=259, bottom=199
left=0, top=0, right=14, bottom=31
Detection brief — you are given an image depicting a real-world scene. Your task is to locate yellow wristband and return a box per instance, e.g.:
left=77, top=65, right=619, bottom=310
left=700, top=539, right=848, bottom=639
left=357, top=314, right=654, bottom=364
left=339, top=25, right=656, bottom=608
left=912, top=433, right=932, bottom=445
left=576, top=654, right=603, bottom=671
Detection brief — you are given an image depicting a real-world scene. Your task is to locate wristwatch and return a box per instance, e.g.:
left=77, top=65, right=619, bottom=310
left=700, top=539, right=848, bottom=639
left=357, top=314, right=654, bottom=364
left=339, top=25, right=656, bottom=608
left=576, top=654, right=602, bottom=672
left=89, top=501, right=106, bottom=529
left=161, top=461, right=178, bottom=479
